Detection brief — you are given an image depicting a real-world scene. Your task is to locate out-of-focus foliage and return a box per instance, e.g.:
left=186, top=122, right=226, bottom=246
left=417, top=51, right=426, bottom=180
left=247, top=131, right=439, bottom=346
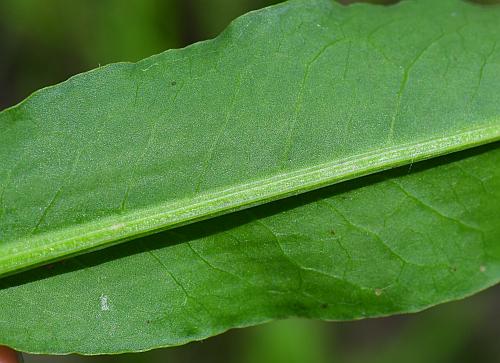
left=3, top=0, right=475, bottom=109
left=6, top=0, right=497, bottom=108
left=0, top=0, right=280, bottom=110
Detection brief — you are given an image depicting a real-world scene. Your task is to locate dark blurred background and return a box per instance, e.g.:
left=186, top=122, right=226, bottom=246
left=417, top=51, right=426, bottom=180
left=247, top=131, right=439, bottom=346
left=1, top=0, right=499, bottom=362
left=0, top=0, right=283, bottom=110
left=1, top=0, right=499, bottom=110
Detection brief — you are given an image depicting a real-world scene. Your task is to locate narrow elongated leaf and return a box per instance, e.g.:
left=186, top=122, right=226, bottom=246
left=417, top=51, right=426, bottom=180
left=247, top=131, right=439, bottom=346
left=1, top=144, right=499, bottom=354
left=1, top=0, right=500, bottom=355
left=1, top=0, right=500, bottom=276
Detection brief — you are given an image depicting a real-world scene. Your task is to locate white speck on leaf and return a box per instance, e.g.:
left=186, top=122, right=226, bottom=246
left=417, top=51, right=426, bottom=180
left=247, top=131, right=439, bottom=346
left=100, top=294, right=110, bottom=311
left=480, top=265, right=486, bottom=273
left=110, top=223, right=125, bottom=231
left=375, top=289, right=383, bottom=296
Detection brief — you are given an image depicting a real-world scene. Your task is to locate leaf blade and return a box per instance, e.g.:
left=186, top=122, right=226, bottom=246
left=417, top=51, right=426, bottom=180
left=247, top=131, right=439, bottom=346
left=1, top=143, right=499, bottom=354
left=2, top=0, right=500, bottom=276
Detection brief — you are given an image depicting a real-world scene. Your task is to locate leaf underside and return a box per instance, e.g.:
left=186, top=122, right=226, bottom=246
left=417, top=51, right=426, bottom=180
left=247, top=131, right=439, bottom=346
left=1, top=0, right=500, bottom=355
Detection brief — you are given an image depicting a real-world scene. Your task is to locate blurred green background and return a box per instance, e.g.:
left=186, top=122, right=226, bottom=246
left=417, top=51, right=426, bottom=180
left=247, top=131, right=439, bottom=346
left=0, top=0, right=282, bottom=110
left=1, top=0, right=499, bottom=362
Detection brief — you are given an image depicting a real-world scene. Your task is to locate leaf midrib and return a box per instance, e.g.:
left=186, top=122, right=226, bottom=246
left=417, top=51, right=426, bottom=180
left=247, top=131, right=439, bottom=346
left=2, top=122, right=499, bottom=277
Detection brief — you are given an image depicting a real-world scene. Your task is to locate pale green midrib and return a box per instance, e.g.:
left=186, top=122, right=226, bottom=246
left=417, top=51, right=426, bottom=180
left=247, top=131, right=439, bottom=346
left=1, top=123, right=499, bottom=277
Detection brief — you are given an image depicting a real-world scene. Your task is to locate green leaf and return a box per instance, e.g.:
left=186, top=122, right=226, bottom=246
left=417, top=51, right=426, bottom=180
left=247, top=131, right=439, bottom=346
left=1, top=144, right=499, bottom=354
left=1, top=0, right=500, bottom=355
left=1, top=0, right=500, bottom=276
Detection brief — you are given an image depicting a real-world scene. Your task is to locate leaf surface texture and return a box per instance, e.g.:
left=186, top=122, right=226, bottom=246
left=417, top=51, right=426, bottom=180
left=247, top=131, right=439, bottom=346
left=0, top=0, right=500, bottom=354
left=1, top=0, right=500, bottom=274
